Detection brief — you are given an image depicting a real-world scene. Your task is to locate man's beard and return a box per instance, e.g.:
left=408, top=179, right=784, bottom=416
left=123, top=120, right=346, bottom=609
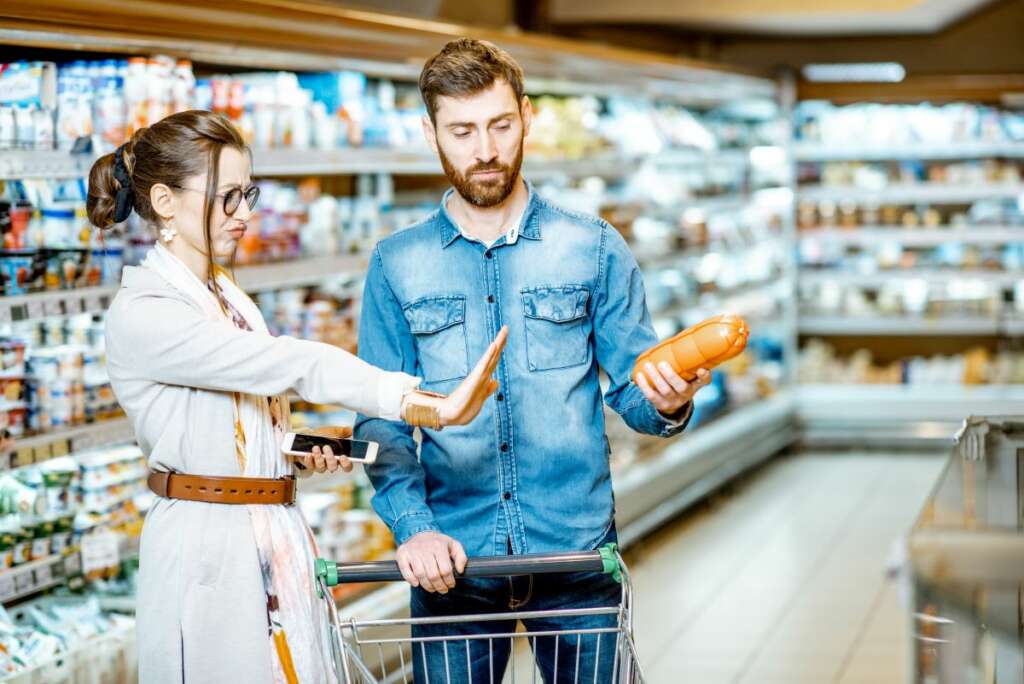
left=439, top=138, right=524, bottom=208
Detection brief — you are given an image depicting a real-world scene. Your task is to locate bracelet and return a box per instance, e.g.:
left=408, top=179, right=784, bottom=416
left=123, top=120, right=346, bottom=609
left=402, top=390, right=446, bottom=430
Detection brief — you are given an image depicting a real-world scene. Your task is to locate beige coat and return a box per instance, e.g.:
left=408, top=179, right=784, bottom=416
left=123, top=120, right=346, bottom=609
left=105, top=265, right=414, bottom=683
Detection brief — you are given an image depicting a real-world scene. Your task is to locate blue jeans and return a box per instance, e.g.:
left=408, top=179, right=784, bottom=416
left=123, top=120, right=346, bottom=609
left=410, top=529, right=622, bottom=684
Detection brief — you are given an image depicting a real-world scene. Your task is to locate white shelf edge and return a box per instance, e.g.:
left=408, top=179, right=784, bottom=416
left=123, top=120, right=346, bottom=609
left=614, top=392, right=795, bottom=499
left=797, top=183, right=1024, bottom=203
left=798, top=315, right=1003, bottom=336
left=0, top=255, right=372, bottom=324
left=799, top=269, right=1022, bottom=288
left=0, top=149, right=664, bottom=181
left=796, top=384, right=1024, bottom=425
left=0, top=554, right=73, bottom=606
left=793, top=142, right=1024, bottom=162
left=233, top=255, right=368, bottom=292
left=799, top=227, right=1024, bottom=246
left=10, top=418, right=134, bottom=463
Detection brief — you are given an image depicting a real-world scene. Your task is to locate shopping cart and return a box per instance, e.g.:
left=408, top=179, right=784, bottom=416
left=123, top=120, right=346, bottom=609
left=314, top=543, right=644, bottom=684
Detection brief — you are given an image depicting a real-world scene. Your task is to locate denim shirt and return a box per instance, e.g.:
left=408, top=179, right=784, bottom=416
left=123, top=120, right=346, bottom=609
left=355, top=182, right=691, bottom=557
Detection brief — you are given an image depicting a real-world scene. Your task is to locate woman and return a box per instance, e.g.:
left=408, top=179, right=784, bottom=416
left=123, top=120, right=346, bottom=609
left=88, top=110, right=506, bottom=684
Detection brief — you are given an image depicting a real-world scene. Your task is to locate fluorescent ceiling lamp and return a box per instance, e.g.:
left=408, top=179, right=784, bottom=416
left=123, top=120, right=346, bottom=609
left=802, top=62, right=906, bottom=83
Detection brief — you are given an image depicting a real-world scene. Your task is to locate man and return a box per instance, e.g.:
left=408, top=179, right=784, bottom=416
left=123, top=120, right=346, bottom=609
left=355, top=38, right=711, bottom=683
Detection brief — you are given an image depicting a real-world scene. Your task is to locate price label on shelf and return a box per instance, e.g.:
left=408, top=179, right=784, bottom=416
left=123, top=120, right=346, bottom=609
left=32, top=445, right=51, bottom=464
left=34, top=562, right=52, bottom=587
left=65, top=553, right=81, bottom=576
left=0, top=574, right=13, bottom=601
left=26, top=300, right=44, bottom=321
left=50, top=440, right=69, bottom=458
left=81, top=531, right=120, bottom=575
left=14, top=447, right=33, bottom=468
left=43, top=298, right=63, bottom=317
left=13, top=569, right=32, bottom=595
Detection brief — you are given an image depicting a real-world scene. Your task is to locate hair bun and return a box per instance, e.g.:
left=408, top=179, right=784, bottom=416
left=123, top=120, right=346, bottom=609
left=86, top=151, right=122, bottom=230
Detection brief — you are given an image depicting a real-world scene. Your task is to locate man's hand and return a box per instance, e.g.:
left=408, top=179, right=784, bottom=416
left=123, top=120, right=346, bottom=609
left=396, top=531, right=468, bottom=594
left=636, top=364, right=713, bottom=417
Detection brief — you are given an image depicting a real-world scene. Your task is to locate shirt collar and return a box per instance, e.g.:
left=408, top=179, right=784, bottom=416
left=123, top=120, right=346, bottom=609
left=438, top=177, right=542, bottom=248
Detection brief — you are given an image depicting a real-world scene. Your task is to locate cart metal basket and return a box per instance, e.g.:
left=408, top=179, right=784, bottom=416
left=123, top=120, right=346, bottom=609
left=314, top=543, right=644, bottom=684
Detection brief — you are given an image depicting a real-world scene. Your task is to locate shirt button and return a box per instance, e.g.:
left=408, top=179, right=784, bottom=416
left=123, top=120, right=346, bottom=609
left=500, top=443, right=509, bottom=452
left=503, top=491, right=512, bottom=500
left=497, top=392, right=505, bottom=402
left=487, top=295, right=495, bottom=304
left=485, top=252, right=493, bottom=259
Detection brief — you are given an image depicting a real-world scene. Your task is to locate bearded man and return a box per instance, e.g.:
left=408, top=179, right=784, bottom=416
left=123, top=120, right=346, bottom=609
left=354, top=38, right=710, bottom=683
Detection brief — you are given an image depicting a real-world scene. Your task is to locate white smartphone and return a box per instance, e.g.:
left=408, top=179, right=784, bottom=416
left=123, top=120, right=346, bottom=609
left=281, top=432, right=379, bottom=465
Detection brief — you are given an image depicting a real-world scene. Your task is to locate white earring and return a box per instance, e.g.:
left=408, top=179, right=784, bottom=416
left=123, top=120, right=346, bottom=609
left=160, top=225, right=178, bottom=243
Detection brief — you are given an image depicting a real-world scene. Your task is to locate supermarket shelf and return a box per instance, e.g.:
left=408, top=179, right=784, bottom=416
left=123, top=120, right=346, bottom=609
left=799, top=227, right=1024, bottom=247
left=793, top=142, right=1024, bottom=162
left=9, top=418, right=134, bottom=469
left=799, top=269, right=1022, bottom=288
left=615, top=392, right=797, bottom=548
left=798, top=315, right=1003, bottom=336
left=796, top=384, right=1024, bottom=449
left=0, top=255, right=370, bottom=323
left=233, top=255, right=367, bottom=292
left=0, top=4, right=775, bottom=107
left=797, top=183, right=1024, bottom=204
left=651, top=148, right=753, bottom=167
left=1, top=148, right=649, bottom=181
left=636, top=235, right=789, bottom=270
left=0, top=553, right=76, bottom=606
left=0, top=150, right=95, bottom=180
left=0, top=286, right=118, bottom=324
left=648, top=278, right=787, bottom=320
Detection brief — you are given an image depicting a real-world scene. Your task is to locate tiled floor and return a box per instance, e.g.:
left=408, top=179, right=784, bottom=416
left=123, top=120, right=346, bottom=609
left=624, top=451, right=945, bottom=684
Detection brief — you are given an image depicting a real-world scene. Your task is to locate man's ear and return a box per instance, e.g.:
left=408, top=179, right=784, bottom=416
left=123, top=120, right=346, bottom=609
left=520, top=96, right=533, bottom=138
left=150, top=183, right=176, bottom=222
left=422, top=115, right=439, bottom=155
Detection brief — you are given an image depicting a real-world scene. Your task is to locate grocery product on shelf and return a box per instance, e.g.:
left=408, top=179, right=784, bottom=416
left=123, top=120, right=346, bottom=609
left=0, top=595, right=136, bottom=681
left=0, top=314, right=119, bottom=438
left=255, top=284, right=361, bottom=354
left=798, top=339, right=1024, bottom=386
left=0, top=444, right=146, bottom=573
left=795, top=102, right=1024, bottom=150
left=0, top=176, right=123, bottom=296
left=799, top=159, right=1023, bottom=190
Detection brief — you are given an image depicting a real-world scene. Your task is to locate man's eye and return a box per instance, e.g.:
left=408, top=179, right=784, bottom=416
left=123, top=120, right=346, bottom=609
left=495, top=123, right=511, bottom=131
left=453, top=130, right=470, bottom=138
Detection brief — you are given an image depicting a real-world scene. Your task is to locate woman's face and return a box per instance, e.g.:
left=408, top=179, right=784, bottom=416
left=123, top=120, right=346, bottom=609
left=170, top=146, right=254, bottom=262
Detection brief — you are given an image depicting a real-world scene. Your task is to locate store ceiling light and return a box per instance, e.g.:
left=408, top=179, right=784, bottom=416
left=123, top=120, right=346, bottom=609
left=802, top=62, right=906, bottom=83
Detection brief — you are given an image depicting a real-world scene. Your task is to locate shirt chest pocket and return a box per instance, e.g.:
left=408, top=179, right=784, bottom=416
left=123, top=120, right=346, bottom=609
left=403, top=296, right=470, bottom=384
left=521, top=285, right=592, bottom=372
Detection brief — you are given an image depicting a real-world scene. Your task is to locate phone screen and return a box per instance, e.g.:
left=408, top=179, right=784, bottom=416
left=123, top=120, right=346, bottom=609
left=289, top=434, right=372, bottom=460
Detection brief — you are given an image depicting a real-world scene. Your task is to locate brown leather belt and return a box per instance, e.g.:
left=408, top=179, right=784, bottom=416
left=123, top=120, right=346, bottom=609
left=147, top=471, right=296, bottom=506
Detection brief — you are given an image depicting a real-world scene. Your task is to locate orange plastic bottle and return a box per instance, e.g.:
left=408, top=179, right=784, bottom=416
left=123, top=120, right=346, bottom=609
left=633, top=314, right=749, bottom=385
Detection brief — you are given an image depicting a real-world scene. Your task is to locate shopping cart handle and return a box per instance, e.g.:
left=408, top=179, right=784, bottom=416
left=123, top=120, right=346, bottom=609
left=316, top=543, right=622, bottom=587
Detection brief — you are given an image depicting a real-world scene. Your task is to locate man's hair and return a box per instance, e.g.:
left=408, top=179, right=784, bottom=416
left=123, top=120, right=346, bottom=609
left=419, top=38, right=526, bottom=124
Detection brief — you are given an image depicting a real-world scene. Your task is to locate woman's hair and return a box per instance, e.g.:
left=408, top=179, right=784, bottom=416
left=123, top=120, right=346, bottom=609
left=87, top=110, right=248, bottom=300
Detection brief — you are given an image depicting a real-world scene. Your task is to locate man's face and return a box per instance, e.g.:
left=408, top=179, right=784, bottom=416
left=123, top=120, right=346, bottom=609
left=423, top=80, right=532, bottom=208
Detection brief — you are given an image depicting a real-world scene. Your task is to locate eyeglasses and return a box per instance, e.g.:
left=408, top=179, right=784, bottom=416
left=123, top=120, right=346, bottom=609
left=173, top=184, right=261, bottom=216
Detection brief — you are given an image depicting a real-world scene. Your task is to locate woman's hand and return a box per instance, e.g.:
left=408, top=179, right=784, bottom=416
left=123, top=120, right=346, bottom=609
left=296, top=425, right=354, bottom=473
left=402, top=326, right=508, bottom=429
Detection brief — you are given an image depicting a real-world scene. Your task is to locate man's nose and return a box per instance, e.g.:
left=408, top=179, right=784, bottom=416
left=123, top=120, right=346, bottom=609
left=476, top=131, right=498, bottom=163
